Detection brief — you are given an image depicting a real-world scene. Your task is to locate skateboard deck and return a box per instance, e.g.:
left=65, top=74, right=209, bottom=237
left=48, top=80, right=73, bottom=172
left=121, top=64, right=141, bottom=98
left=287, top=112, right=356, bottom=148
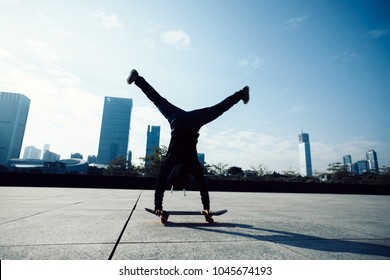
left=145, top=208, right=227, bottom=224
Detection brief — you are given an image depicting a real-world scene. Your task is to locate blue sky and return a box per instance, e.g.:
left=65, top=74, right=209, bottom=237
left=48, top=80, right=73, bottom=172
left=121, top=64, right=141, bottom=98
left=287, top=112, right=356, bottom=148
left=1, top=0, right=389, bottom=173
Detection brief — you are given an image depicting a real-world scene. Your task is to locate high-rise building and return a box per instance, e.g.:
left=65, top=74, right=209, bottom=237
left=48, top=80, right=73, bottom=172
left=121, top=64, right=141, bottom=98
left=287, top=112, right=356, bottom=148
left=42, top=144, right=50, bottom=159
left=71, top=153, right=83, bottom=159
left=355, top=160, right=369, bottom=175
left=97, top=96, right=132, bottom=165
left=197, top=153, right=205, bottom=167
left=0, top=92, right=30, bottom=166
left=145, top=125, right=160, bottom=161
left=298, top=132, right=313, bottom=177
left=43, top=150, right=60, bottom=161
left=23, top=146, right=42, bottom=160
left=343, top=155, right=352, bottom=172
left=127, top=150, right=132, bottom=165
left=366, top=149, right=379, bottom=173
left=87, top=155, right=97, bottom=164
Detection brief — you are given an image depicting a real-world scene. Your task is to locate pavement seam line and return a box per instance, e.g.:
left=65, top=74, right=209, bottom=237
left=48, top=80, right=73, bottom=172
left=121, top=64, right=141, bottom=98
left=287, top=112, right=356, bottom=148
left=0, top=199, right=96, bottom=226
left=108, top=190, right=142, bottom=260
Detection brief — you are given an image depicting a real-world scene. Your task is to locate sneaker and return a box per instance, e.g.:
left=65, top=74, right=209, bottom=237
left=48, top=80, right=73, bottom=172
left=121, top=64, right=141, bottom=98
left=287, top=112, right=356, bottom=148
left=242, top=86, right=250, bottom=104
left=127, top=69, right=139, bottom=84
left=201, top=210, right=213, bottom=217
left=202, top=210, right=214, bottom=223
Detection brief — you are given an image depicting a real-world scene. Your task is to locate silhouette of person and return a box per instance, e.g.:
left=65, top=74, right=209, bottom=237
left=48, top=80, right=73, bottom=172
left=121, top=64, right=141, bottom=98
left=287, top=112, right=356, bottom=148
left=127, top=69, right=249, bottom=216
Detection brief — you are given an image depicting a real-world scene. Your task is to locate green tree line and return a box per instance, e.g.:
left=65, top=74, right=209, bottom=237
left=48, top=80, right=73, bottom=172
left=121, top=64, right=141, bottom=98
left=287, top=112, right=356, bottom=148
left=101, top=146, right=390, bottom=186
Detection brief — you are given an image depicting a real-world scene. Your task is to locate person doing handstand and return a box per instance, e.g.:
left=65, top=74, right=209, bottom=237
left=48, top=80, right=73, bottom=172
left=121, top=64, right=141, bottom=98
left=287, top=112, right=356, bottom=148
left=127, top=69, right=249, bottom=217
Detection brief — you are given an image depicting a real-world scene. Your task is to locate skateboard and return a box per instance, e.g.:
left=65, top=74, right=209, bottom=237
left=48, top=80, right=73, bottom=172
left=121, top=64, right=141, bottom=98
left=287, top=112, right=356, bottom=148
left=145, top=208, right=227, bottom=224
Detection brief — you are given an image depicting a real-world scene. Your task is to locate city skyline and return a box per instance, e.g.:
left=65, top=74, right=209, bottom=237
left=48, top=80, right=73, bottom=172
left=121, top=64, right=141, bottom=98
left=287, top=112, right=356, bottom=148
left=1, top=1, right=389, bottom=172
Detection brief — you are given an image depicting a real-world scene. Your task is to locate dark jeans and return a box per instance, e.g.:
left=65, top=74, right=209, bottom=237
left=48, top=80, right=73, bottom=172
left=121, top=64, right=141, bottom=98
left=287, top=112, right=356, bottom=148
left=135, top=77, right=243, bottom=210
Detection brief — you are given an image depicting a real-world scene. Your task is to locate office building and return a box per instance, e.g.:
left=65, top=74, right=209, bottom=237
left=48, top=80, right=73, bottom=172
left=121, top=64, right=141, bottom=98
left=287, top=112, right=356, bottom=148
left=355, top=160, right=369, bottom=175
left=23, top=146, right=42, bottom=160
left=343, top=155, right=352, bottom=172
left=145, top=125, right=160, bottom=160
left=197, top=153, right=205, bottom=167
left=127, top=150, right=132, bottom=165
left=87, top=155, right=97, bottom=164
left=42, top=144, right=50, bottom=159
left=43, top=150, right=60, bottom=161
left=71, top=153, right=83, bottom=159
left=97, top=96, right=132, bottom=165
left=0, top=92, right=30, bottom=165
left=298, top=132, right=313, bottom=177
left=366, top=149, right=379, bottom=173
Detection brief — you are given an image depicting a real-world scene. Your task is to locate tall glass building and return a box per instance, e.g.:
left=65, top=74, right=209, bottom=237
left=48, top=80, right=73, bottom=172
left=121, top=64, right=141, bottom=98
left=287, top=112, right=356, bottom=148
left=366, top=149, right=379, bottom=173
left=97, top=96, right=132, bottom=165
left=343, top=155, right=352, bottom=172
left=23, top=146, right=42, bottom=160
left=0, top=92, right=30, bottom=166
left=298, top=132, right=313, bottom=177
left=145, top=125, right=160, bottom=160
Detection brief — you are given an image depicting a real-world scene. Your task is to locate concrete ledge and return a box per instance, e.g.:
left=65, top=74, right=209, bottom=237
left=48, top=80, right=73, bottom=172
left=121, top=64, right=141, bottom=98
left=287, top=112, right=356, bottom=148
left=1, top=172, right=389, bottom=195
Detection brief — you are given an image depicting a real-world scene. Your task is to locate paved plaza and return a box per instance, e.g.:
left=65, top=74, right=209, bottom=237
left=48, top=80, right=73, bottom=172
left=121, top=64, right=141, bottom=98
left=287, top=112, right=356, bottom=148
left=0, top=186, right=389, bottom=260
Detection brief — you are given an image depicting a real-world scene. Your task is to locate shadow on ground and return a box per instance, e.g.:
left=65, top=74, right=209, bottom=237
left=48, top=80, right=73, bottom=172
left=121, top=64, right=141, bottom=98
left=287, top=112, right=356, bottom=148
left=165, top=222, right=390, bottom=258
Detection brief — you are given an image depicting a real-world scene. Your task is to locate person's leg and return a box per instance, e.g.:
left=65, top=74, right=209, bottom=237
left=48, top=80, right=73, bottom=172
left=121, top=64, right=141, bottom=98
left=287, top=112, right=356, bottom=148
left=190, top=160, right=210, bottom=210
left=154, top=168, right=167, bottom=211
left=153, top=155, right=178, bottom=211
left=128, top=70, right=182, bottom=123
left=189, top=86, right=249, bottom=129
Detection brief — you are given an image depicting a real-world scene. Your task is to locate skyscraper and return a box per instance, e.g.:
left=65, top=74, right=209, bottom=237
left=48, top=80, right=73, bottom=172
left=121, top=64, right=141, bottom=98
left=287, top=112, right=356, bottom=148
left=42, top=144, right=50, bottom=159
left=298, top=132, right=313, bottom=177
left=0, top=92, right=30, bottom=166
left=97, top=96, right=132, bottom=165
left=343, top=155, right=352, bottom=172
left=145, top=125, right=160, bottom=160
left=197, top=153, right=205, bottom=167
left=23, top=146, right=42, bottom=160
left=366, top=149, right=379, bottom=173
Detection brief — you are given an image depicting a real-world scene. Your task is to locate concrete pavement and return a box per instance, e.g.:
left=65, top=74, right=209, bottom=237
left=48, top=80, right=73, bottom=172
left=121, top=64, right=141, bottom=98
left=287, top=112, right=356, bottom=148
left=0, top=186, right=389, bottom=260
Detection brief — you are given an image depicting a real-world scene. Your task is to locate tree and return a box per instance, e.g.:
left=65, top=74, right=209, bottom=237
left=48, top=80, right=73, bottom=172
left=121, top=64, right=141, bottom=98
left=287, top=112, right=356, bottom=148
left=140, top=145, right=168, bottom=177
left=281, top=168, right=299, bottom=177
left=208, top=162, right=228, bottom=177
left=326, top=162, right=353, bottom=183
left=227, top=166, right=244, bottom=178
left=250, top=163, right=270, bottom=177
left=103, top=156, right=137, bottom=176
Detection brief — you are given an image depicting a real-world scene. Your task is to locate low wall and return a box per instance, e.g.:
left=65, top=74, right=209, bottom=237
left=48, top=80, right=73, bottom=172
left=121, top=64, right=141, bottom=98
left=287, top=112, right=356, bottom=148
left=0, top=172, right=389, bottom=195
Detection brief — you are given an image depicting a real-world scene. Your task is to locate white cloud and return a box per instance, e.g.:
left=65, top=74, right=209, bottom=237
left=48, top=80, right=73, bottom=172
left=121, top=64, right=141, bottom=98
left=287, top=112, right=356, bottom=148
left=160, top=29, right=191, bottom=50
left=285, top=104, right=305, bottom=114
left=365, top=28, right=390, bottom=39
left=332, top=51, right=357, bottom=62
left=23, top=39, right=59, bottom=61
left=48, top=67, right=82, bottom=87
left=142, top=38, right=156, bottom=50
left=238, top=55, right=264, bottom=70
left=0, top=0, right=19, bottom=6
left=284, top=16, right=308, bottom=30
left=92, top=10, right=124, bottom=30
left=198, top=128, right=298, bottom=172
left=0, top=48, right=14, bottom=59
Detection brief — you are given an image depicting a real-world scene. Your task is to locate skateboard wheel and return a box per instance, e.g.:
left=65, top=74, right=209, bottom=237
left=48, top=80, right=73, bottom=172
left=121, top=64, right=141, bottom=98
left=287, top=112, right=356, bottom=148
left=160, top=213, right=169, bottom=224
left=161, top=216, right=168, bottom=224
left=206, top=217, right=214, bottom=223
